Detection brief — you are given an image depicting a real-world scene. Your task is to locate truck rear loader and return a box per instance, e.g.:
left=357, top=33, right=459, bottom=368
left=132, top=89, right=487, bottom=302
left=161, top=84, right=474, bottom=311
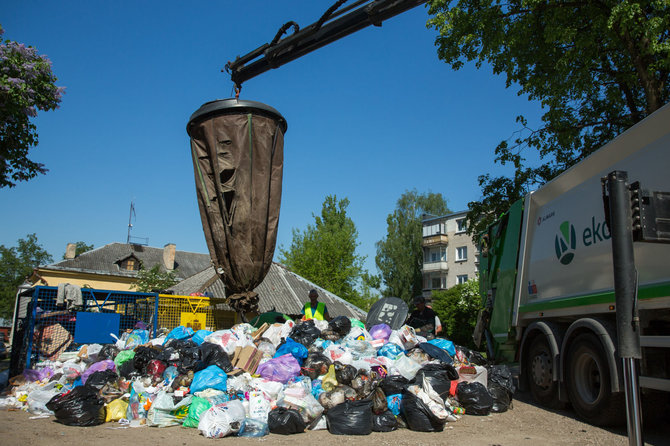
left=475, top=103, right=670, bottom=426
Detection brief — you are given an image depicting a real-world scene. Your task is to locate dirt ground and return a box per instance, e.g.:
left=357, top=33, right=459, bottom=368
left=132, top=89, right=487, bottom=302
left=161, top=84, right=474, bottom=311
left=1, top=390, right=668, bottom=446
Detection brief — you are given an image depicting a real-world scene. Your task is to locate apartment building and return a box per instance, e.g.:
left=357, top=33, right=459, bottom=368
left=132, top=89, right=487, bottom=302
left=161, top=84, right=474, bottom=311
left=421, top=210, right=479, bottom=298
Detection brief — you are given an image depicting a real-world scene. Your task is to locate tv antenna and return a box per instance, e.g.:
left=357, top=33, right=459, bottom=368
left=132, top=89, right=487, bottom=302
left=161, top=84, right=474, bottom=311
left=126, top=200, right=149, bottom=245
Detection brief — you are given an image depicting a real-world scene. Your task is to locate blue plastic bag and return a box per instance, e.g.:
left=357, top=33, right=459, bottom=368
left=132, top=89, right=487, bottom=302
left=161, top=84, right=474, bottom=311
left=192, top=329, right=213, bottom=345
left=190, top=365, right=227, bottom=393
left=125, top=329, right=150, bottom=349
left=239, top=418, right=269, bottom=437
left=163, top=326, right=194, bottom=345
left=274, top=338, right=309, bottom=365
left=427, top=338, right=456, bottom=356
left=386, top=394, right=403, bottom=416
left=377, top=343, right=404, bottom=360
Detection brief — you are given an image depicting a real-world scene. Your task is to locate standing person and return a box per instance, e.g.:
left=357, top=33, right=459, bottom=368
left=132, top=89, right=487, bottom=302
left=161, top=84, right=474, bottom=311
left=302, top=289, right=331, bottom=321
left=407, top=295, right=436, bottom=336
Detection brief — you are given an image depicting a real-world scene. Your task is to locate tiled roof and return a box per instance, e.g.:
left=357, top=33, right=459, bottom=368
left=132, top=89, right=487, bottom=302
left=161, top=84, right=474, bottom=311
left=42, top=243, right=212, bottom=280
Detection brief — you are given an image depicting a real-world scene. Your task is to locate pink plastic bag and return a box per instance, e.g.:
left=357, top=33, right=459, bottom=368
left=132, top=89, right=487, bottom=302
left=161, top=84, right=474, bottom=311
left=81, top=359, right=116, bottom=384
left=256, top=354, right=300, bottom=384
left=369, top=324, right=392, bottom=341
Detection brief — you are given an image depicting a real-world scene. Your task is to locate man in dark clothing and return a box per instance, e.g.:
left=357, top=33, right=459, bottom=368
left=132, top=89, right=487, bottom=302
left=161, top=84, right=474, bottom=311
left=407, top=295, right=436, bottom=336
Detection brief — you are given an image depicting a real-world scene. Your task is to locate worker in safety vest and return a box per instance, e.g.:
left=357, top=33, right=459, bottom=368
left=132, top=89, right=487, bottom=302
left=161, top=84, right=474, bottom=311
left=302, top=289, right=331, bottom=321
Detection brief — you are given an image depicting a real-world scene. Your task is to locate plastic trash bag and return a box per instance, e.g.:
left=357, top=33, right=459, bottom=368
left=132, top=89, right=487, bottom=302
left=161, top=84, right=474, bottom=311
left=267, top=407, right=306, bottom=435
left=289, top=320, right=321, bottom=347
left=412, top=363, right=458, bottom=401
left=190, top=365, right=227, bottom=394
left=198, top=399, right=246, bottom=438
left=301, top=352, right=331, bottom=380
left=369, top=324, right=392, bottom=341
left=105, top=398, right=128, bottom=422
left=114, top=349, right=135, bottom=369
left=146, top=359, right=167, bottom=380
left=239, top=417, right=269, bottom=437
left=328, top=316, right=352, bottom=337
left=323, top=344, right=354, bottom=365
left=318, top=388, right=346, bottom=411
left=333, top=361, right=357, bottom=385
left=255, top=339, right=277, bottom=357
left=489, top=383, right=512, bottom=413
left=457, top=364, right=488, bottom=387
left=487, top=364, right=516, bottom=396
left=81, top=360, right=116, bottom=385
left=46, top=385, right=106, bottom=426
left=125, top=329, right=150, bottom=349
left=393, top=354, right=422, bottom=380
left=418, top=342, right=454, bottom=365
left=98, top=344, right=120, bottom=361
left=455, top=345, right=489, bottom=366
left=343, top=339, right=377, bottom=360
left=182, top=396, right=212, bottom=428
left=146, top=390, right=192, bottom=427
left=248, top=390, right=271, bottom=421
left=274, top=338, right=309, bottom=365
left=251, top=378, right=284, bottom=401
left=27, top=382, right=60, bottom=415
left=84, top=369, right=118, bottom=392
left=198, top=342, right=233, bottom=373
left=326, top=400, right=373, bottom=436
left=321, top=364, right=339, bottom=392
left=456, top=381, right=494, bottom=415
left=192, top=329, right=213, bottom=345
left=24, top=367, right=53, bottom=382
left=134, top=345, right=159, bottom=372
left=126, top=380, right=149, bottom=420
left=373, top=410, right=398, bottom=432
left=427, top=338, right=456, bottom=356
left=386, top=394, right=403, bottom=416
left=256, top=354, right=301, bottom=384
left=163, top=326, right=194, bottom=345
left=377, top=343, right=404, bottom=360
left=401, top=389, right=445, bottom=432
left=277, top=381, right=324, bottom=423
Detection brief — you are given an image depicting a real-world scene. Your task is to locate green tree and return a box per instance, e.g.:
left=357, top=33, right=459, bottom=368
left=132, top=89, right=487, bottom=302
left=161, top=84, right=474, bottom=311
left=279, top=195, right=368, bottom=307
left=427, top=0, right=670, bottom=237
left=375, top=189, right=449, bottom=303
left=0, top=26, right=65, bottom=188
left=0, top=233, right=53, bottom=318
left=62, top=241, right=94, bottom=259
left=131, top=264, right=178, bottom=293
left=431, top=279, right=481, bottom=349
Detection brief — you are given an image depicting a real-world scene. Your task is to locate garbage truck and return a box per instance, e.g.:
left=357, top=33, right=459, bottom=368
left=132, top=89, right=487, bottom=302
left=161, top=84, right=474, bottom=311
left=473, top=103, right=670, bottom=426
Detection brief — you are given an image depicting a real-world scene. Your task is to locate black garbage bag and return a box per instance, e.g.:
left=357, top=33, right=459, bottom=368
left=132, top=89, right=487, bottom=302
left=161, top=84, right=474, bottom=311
left=267, top=407, right=306, bottom=435
left=46, top=386, right=106, bottom=426
left=134, top=346, right=160, bottom=372
left=320, top=329, right=341, bottom=342
left=326, top=400, right=373, bottom=435
left=489, top=383, right=512, bottom=413
left=412, top=363, right=458, bottom=401
left=117, top=358, right=139, bottom=379
left=487, top=364, right=516, bottom=396
left=380, top=375, right=409, bottom=396
left=328, top=316, right=351, bottom=337
left=160, top=339, right=200, bottom=373
left=85, top=369, right=118, bottom=392
left=334, top=361, right=357, bottom=386
left=197, top=342, right=233, bottom=373
left=350, top=371, right=374, bottom=398
left=289, top=320, right=321, bottom=347
left=372, top=387, right=388, bottom=414
left=455, top=345, right=488, bottom=366
left=97, top=344, right=119, bottom=361
left=372, top=410, right=398, bottom=432
left=456, top=381, right=494, bottom=415
left=401, top=390, right=445, bottom=432
left=301, top=353, right=331, bottom=380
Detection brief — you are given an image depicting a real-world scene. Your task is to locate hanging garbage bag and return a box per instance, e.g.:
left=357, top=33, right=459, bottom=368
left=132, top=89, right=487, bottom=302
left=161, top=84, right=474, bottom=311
left=267, top=407, right=306, bottom=435
left=456, top=381, right=494, bottom=415
left=326, top=400, right=373, bottom=436
left=187, top=98, right=287, bottom=316
left=46, top=386, right=106, bottom=426
left=372, top=410, right=398, bottom=432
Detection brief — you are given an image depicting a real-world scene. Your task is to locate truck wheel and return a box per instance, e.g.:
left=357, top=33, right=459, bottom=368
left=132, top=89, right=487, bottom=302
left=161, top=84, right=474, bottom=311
left=566, top=333, right=624, bottom=426
left=526, top=335, right=563, bottom=408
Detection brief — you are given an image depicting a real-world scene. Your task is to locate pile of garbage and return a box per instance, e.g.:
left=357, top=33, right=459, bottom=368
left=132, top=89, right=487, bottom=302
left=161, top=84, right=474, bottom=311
left=0, top=316, right=515, bottom=437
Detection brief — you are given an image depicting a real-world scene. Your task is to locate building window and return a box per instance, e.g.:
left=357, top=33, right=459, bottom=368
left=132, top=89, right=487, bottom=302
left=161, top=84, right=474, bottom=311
left=456, top=246, right=468, bottom=261
left=425, top=273, right=446, bottom=290
left=457, top=218, right=467, bottom=233
left=423, top=222, right=445, bottom=237
left=126, top=259, right=135, bottom=270
left=457, top=274, right=468, bottom=284
left=425, top=246, right=447, bottom=263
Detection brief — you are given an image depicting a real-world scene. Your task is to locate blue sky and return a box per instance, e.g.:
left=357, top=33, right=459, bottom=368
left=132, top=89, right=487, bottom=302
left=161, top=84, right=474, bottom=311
left=1, top=1, right=542, bottom=277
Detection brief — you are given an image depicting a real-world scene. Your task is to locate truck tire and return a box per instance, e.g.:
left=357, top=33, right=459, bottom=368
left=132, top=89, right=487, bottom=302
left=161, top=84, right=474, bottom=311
left=526, top=335, right=563, bottom=408
left=566, top=333, right=624, bottom=426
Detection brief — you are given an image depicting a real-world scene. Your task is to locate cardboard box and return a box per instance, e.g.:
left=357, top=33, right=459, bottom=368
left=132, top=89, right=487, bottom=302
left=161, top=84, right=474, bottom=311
left=252, top=323, right=270, bottom=341
left=231, top=345, right=264, bottom=374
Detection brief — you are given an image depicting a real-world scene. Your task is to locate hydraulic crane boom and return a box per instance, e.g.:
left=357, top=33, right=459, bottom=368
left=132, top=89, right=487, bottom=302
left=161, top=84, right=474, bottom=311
left=226, top=0, right=427, bottom=90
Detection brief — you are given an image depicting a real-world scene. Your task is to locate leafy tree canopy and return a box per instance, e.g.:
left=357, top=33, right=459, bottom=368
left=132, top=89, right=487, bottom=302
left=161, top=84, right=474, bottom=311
left=0, top=25, right=65, bottom=188
left=279, top=195, right=373, bottom=309
left=62, top=241, right=94, bottom=259
left=0, top=233, right=52, bottom=319
left=375, top=189, right=449, bottom=303
left=427, top=0, right=670, bottom=236
left=131, top=264, right=178, bottom=293
left=431, top=279, right=481, bottom=349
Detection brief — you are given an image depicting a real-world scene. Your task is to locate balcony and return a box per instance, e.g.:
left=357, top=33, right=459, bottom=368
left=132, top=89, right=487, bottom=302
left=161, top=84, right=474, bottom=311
left=422, top=261, right=448, bottom=273
left=423, top=234, right=448, bottom=247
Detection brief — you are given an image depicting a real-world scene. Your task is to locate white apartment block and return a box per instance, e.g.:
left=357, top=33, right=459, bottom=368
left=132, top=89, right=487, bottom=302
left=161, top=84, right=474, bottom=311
left=421, top=210, right=479, bottom=298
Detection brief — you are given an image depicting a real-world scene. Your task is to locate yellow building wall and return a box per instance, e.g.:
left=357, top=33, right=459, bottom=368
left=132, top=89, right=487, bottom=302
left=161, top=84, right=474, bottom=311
left=33, top=269, right=136, bottom=291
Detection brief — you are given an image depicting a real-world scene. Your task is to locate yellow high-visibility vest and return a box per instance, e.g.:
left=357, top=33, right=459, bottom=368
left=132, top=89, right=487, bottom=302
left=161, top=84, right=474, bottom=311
left=304, top=302, right=326, bottom=320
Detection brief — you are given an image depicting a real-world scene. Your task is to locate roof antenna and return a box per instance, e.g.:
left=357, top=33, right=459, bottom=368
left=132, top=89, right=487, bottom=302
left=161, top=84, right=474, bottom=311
left=127, top=200, right=149, bottom=245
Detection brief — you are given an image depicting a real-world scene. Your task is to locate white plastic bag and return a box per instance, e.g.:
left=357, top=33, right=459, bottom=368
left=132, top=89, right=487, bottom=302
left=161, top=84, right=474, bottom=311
left=198, top=400, right=246, bottom=438
left=248, top=391, right=271, bottom=421
left=457, top=365, right=488, bottom=387
left=146, top=391, right=192, bottom=427
left=393, top=354, right=422, bottom=380
left=251, top=378, right=284, bottom=402
left=27, top=382, right=60, bottom=415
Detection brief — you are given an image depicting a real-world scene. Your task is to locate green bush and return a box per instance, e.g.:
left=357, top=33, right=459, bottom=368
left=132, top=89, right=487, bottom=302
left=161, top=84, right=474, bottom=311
left=431, top=279, right=481, bottom=350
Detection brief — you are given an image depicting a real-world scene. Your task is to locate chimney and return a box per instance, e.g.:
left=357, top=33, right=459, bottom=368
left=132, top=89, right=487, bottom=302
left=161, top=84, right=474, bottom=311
left=163, top=243, right=176, bottom=271
left=65, top=243, right=77, bottom=259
